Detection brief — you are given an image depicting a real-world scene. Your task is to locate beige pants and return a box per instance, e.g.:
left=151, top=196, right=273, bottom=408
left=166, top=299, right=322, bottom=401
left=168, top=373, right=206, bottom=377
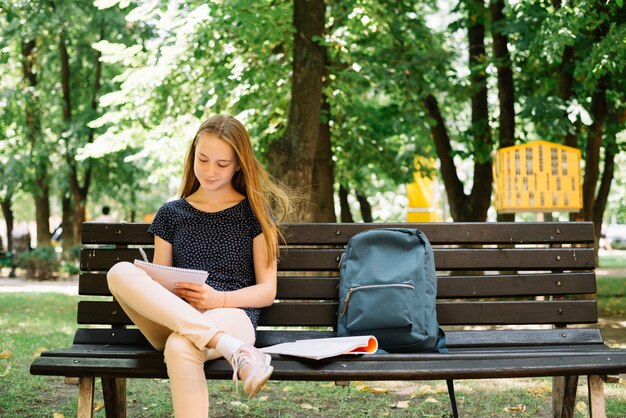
left=107, top=262, right=255, bottom=418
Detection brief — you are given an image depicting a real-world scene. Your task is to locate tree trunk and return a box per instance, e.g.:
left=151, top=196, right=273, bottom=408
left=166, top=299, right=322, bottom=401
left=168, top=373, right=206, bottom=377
left=355, top=190, right=373, bottom=223
left=33, top=179, right=51, bottom=247
left=59, top=31, right=71, bottom=121
left=559, top=45, right=578, bottom=149
left=0, top=201, right=14, bottom=255
left=22, top=39, right=51, bottom=247
left=60, top=27, right=101, bottom=248
left=339, top=186, right=354, bottom=222
left=67, top=171, right=88, bottom=250
left=59, top=30, right=80, bottom=251
left=0, top=200, right=16, bottom=278
left=61, top=195, right=75, bottom=252
left=312, top=94, right=336, bottom=222
left=581, top=76, right=608, bottom=222
left=423, top=94, right=464, bottom=220
left=424, top=91, right=492, bottom=222
left=491, top=0, right=514, bottom=149
left=552, top=0, right=578, bottom=149
left=466, top=0, right=493, bottom=222
left=424, top=1, right=493, bottom=222
left=491, top=0, right=515, bottom=223
left=268, top=0, right=325, bottom=222
left=592, top=142, right=615, bottom=253
left=553, top=0, right=580, bottom=222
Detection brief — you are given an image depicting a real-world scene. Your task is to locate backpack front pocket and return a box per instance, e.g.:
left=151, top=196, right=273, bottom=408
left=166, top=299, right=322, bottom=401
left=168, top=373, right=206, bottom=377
left=342, top=283, right=415, bottom=332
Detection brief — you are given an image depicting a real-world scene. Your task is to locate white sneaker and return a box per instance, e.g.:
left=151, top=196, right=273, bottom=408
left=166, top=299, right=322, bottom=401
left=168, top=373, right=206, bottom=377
left=230, top=344, right=273, bottom=398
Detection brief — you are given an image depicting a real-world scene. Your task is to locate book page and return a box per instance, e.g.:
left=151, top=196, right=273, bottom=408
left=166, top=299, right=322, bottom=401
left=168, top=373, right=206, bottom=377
left=261, top=336, right=378, bottom=360
left=133, top=260, right=208, bottom=293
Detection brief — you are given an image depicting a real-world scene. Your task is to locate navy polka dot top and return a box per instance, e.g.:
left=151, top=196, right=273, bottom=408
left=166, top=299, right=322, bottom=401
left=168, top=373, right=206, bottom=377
left=148, top=198, right=263, bottom=328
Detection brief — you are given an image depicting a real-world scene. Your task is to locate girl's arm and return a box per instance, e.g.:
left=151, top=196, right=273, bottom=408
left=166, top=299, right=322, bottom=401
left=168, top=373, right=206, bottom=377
left=175, top=233, right=278, bottom=310
left=152, top=236, right=174, bottom=266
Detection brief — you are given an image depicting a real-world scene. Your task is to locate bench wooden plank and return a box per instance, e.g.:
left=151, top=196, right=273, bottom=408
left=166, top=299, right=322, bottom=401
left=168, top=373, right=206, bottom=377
left=82, top=222, right=595, bottom=245
left=34, top=345, right=616, bottom=363
left=78, top=272, right=596, bottom=298
left=66, top=327, right=605, bottom=348
left=31, top=350, right=626, bottom=381
left=80, top=247, right=596, bottom=272
left=77, top=300, right=598, bottom=327
left=438, top=273, right=596, bottom=297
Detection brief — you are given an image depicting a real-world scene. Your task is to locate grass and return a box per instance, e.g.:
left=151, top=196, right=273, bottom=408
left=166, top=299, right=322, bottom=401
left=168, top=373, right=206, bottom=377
left=0, top=293, right=77, bottom=416
left=598, top=252, right=626, bottom=269
left=1, top=265, right=625, bottom=417
left=596, top=251, right=626, bottom=319
left=596, top=276, right=626, bottom=318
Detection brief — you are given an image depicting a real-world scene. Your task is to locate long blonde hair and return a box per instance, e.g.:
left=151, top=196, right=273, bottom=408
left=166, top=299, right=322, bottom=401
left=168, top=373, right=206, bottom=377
left=180, top=115, right=291, bottom=265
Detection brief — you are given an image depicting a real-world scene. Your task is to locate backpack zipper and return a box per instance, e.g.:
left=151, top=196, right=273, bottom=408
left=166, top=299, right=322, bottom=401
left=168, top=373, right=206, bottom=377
left=341, top=283, right=415, bottom=318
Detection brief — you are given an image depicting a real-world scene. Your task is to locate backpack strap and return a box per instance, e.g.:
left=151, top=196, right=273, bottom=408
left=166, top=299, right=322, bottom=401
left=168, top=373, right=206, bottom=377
left=435, top=328, right=447, bottom=353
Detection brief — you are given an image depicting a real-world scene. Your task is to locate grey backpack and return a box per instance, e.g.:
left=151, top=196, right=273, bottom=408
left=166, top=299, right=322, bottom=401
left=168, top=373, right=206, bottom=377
left=337, top=228, right=458, bottom=417
left=337, top=228, right=446, bottom=353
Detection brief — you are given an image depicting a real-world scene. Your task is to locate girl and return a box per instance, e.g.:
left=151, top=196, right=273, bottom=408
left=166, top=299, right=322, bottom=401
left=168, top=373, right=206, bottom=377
left=107, top=115, right=290, bottom=417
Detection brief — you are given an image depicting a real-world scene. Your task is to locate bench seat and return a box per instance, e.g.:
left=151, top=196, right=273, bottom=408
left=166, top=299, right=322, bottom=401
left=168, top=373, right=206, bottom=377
left=33, top=328, right=626, bottom=380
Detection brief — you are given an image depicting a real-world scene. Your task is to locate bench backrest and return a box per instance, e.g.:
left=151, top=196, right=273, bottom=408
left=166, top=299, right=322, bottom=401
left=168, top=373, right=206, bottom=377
left=78, top=222, right=597, bottom=346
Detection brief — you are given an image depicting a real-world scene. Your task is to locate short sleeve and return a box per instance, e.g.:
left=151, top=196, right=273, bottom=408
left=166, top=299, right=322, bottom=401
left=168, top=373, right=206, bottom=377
left=247, top=204, right=264, bottom=238
left=250, top=216, right=263, bottom=238
left=148, top=203, right=175, bottom=243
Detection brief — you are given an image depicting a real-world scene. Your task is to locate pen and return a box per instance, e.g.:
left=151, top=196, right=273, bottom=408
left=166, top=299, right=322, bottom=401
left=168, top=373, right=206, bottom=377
left=138, top=247, right=149, bottom=262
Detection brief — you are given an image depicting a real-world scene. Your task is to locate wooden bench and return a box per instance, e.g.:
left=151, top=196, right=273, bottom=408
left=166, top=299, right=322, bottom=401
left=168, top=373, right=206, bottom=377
left=31, top=221, right=626, bottom=417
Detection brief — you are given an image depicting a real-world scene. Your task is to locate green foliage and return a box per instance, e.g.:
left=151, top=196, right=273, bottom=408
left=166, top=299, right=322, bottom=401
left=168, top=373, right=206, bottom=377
left=0, top=251, right=11, bottom=268
left=14, top=247, right=60, bottom=280
left=326, top=1, right=451, bottom=192
left=512, top=1, right=626, bottom=146
left=1, top=0, right=625, bottom=223
left=0, top=0, right=156, bottom=231
left=60, top=244, right=81, bottom=275
left=83, top=1, right=295, bottom=202
left=60, top=260, right=80, bottom=276
left=88, top=0, right=452, bottom=201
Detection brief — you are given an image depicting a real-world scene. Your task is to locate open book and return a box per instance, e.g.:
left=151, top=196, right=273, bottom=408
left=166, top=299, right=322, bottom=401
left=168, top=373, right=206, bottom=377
left=133, top=259, right=208, bottom=293
left=260, top=335, right=378, bottom=360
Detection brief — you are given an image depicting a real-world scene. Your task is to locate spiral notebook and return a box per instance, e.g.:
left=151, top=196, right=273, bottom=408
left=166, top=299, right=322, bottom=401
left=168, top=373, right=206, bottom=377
left=133, top=248, right=208, bottom=293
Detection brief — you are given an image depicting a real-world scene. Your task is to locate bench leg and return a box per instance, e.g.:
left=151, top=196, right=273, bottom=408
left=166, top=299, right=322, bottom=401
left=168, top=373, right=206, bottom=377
left=587, top=375, right=606, bottom=418
left=77, top=377, right=95, bottom=418
left=102, top=377, right=126, bottom=418
left=552, top=375, right=577, bottom=418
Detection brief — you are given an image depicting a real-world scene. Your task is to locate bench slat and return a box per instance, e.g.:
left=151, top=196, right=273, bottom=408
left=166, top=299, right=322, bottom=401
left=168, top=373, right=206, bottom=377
left=438, top=272, right=596, bottom=297
left=80, top=247, right=595, bottom=272
left=31, top=349, right=626, bottom=381
left=70, top=327, right=604, bottom=349
left=77, top=300, right=597, bottom=327
left=35, top=343, right=612, bottom=361
left=82, top=222, right=594, bottom=245
left=78, top=271, right=596, bottom=298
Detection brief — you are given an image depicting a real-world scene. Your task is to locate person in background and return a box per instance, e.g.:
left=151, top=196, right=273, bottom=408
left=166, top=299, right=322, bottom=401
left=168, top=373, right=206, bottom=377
left=106, top=115, right=291, bottom=417
left=95, top=206, right=116, bottom=223
left=600, top=223, right=613, bottom=252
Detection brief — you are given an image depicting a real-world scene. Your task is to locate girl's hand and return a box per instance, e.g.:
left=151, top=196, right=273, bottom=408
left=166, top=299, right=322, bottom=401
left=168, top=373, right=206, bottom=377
left=174, top=282, right=225, bottom=311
